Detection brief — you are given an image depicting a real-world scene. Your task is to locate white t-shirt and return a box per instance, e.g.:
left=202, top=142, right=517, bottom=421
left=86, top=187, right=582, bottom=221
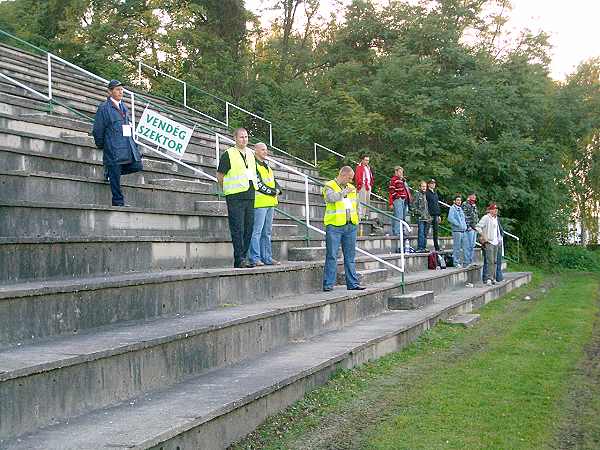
left=489, top=216, right=499, bottom=246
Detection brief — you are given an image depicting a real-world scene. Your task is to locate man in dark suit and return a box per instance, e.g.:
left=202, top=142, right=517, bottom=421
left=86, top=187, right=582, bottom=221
left=92, top=80, right=143, bottom=206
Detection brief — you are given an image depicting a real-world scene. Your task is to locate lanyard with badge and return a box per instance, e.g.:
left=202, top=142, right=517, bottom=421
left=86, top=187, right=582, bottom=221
left=238, top=149, right=255, bottom=182
left=112, top=101, right=132, bottom=137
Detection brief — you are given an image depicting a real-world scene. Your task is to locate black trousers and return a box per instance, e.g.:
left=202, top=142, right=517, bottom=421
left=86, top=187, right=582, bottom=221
left=226, top=194, right=255, bottom=267
left=423, top=215, right=440, bottom=251
left=430, top=215, right=440, bottom=251
left=106, top=159, right=143, bottom=206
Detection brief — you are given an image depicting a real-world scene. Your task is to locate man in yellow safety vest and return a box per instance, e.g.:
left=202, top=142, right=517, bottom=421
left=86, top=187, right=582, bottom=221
left=248, top=143, right=282, bottom=266
left=217, top=128, right=257, bottom=268
left=322, top=166, right=365, bottom=292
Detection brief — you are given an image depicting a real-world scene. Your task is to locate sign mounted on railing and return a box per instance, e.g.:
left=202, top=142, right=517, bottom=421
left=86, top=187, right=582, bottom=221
left=135, top=106, right=193, bottom=156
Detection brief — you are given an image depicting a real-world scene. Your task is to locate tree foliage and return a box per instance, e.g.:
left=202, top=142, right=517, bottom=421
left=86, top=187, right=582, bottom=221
left=1, top=0, right=599, bottom=258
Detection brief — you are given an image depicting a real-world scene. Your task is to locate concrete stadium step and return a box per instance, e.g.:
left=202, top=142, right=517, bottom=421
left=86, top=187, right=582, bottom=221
left=0, top=111, right=323, bottom=186
left=0, top=264, right=486, bottom=439
left=0, top=199, right=326, bottom=240
left=0, top=53, right=323, bottom=176
left=0, top=255, right=476, bottom=347
left=388, top=290, right=435, bottom=310
left=0, top=85, right=321, bottom=186
left=0, top=158, right=324, bottom=211
left=0, top=231, right=419, bottom=284
left=0, top=271, right=531, bottom=449
left=0, top=50, right=227, bottom=132
left=337, top=268, right=388, bottom=285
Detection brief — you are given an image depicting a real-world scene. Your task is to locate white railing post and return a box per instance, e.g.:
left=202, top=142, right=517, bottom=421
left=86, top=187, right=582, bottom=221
left=305, top=177, right=311, bottom=227
left=130, top=92, right=136, bottom=139
left=47, top=53, right=52, bottom=100
left=215, top=134, right=220, bottom=168
left=400, top=217, right=405, bottom=273
left=183, top=82, right=187, bottom=108
left=269, top=123, right=273, bottom=147
left=137, top=61, right=142, bottom=84
left=225, top=102, right=229, bottom=127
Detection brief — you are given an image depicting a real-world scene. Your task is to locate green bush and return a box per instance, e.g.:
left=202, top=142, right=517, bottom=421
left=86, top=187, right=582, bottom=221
left=551, top=245, right=600, bottom=272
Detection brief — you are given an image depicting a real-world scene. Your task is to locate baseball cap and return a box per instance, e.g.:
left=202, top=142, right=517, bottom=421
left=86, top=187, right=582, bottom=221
left=107, top=79, right=123, bottom=89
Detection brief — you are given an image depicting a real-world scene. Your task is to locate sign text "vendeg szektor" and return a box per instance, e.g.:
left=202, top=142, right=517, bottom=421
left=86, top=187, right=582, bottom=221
left=135, top=107, right=193, bottom=155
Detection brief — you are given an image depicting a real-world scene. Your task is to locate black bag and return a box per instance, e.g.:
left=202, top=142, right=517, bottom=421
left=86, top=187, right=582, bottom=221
left=444, top=253, right=454, bottom=268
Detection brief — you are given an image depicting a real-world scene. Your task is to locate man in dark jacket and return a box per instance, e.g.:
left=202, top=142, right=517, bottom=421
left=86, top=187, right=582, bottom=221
left=462, top=193, right=479, bottom=266
left=92, top=80, right=143, bottom=206
left=425, top=179, right=441, bottom=251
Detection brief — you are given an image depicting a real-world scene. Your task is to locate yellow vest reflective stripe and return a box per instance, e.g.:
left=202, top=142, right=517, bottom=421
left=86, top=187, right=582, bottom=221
left=323, top=180, right=359, bottom=226
left=223, top=147, right=257, bottom=196
left=254, top=163, right=278, bottom=208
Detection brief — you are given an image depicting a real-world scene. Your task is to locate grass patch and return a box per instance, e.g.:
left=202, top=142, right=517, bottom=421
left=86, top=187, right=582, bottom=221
left=364, top=273, right=598, bottom=449
left=230, top=270, right=599, bottom=450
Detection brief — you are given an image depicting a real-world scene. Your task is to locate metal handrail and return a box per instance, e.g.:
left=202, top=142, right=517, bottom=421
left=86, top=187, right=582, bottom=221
left=0, top=29, right=409, bottom=281
left=137, top=60, right=317, bottom=170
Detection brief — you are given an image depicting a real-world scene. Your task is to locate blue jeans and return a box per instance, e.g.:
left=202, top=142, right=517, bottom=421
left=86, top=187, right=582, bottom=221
left=323, top=224, right=359, bottom=289
left=464, top=229, right=477, bottom=265
left=417, top=220, right=429, bottom=251
left=248, top=207, right=274, bottom=264
left=482, top=242, right=504, bottom=282
left=452, top=231, right=470, bottom=266
left=392, top=198, right=408, bottom=236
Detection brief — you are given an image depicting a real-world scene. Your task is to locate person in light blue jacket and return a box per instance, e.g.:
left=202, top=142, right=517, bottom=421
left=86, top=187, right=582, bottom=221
left=447, top=195, right=469, bottom=268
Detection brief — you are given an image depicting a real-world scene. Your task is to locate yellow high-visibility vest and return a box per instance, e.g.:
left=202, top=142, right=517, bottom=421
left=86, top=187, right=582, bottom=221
left=254, top=163, right=278, bottom=208
left=323, top=180, right=359, bottom=226
left=222, top=147, right=256, bottom=196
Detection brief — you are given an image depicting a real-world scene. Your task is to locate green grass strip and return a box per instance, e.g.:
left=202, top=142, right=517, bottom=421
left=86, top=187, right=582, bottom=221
left=365, top=273, right=599, bottom=450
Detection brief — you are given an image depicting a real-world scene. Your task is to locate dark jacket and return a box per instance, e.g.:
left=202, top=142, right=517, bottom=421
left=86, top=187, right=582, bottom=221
left=93, top=98, right=141, bottom=165
left=462, top=202, right=479, bottom=230
left=426, top=189, right=441, bottom=216
left=412, top=190, right=431, bottom=222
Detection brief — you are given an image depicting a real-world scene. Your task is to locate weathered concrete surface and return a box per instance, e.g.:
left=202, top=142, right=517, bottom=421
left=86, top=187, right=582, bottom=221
left=388, top=290, right=435, bottom=310
left=0, top=272, right=531, bottom=449
left=444, top=313, right=481, bottom=327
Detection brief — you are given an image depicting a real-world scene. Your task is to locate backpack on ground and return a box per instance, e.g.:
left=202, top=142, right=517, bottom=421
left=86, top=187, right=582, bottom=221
left=444, top=253, right=454, bottom=268
left=428, top=251, right=439, bottom=270
left=437, top=253, right=447, bottom=269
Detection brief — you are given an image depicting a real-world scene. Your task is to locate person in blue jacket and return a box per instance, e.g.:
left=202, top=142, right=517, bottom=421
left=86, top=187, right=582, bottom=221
left=92, top=79, right=143, bottom=206
left=447, top=195, right=469, bottom=268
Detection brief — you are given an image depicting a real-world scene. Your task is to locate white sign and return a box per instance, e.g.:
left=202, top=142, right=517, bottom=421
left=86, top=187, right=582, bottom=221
left=136, top=107, right=193, bottom=155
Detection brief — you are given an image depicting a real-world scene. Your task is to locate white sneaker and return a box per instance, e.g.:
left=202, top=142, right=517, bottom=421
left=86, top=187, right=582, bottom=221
left=485, top=279, right=493, bottom=286
left=455, top=264, right=462, bottom=268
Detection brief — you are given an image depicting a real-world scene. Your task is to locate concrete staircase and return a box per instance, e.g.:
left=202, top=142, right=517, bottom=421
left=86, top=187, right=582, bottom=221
left=0, top=41, right=531, bottom=450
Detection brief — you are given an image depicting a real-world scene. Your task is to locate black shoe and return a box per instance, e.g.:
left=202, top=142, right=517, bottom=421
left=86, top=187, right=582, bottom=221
left=246, top=261, right=256, bottom=268
left=348, top=286, right=366, bottom=291
left=238, top=259, right=250, bottom=268
left=323, top=286, right=333, bottom=292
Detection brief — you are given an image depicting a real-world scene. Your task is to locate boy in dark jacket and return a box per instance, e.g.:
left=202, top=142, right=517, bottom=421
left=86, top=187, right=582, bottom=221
left=92, top=80, right=143, bottom=206
left=461, top=193, right=479, bottom=266
left=413, top=181, right=431, bottom=252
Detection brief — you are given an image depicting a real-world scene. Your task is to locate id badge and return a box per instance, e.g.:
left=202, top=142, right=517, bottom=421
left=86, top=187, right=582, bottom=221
left=122, top=125, right=132, bottom=137
left=246, top=168, right=256, bottom=181
left=343, top=198, right=353, bottom=210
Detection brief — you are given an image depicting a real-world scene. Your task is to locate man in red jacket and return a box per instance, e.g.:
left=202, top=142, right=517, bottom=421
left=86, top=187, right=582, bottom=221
left=354, top=154, right=374, bottom=220
left=388, top=166, right=412, bottom=250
